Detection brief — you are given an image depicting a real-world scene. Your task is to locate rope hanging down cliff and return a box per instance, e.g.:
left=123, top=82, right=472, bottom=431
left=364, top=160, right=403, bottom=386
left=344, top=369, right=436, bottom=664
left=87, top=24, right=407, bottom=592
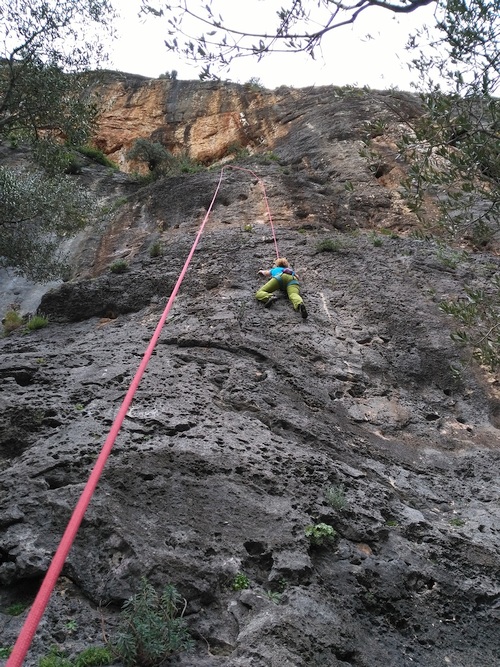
left=6, top=164, right=279, bottom=667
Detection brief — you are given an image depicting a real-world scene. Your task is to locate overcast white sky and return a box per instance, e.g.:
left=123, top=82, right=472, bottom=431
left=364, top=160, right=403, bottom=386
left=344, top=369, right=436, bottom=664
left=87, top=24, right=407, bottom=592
left=108, top=2, right=438, bottom=91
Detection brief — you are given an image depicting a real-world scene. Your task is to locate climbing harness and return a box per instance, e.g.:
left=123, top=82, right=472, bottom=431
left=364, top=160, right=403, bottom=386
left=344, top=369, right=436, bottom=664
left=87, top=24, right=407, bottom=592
left=6, top=164, right=280, bottom=667
left=272, top=267, right=299, bottom=290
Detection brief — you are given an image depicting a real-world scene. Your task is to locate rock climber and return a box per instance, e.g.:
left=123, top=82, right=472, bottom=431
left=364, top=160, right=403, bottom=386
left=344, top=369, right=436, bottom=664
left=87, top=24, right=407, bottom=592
left=256, top=257, right=308, bottom=319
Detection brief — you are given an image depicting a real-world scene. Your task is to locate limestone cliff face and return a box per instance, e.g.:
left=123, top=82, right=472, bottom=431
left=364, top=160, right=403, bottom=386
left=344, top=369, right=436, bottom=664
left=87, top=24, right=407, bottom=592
left=91, top=73, right=289, bottom=169
left=1, top=78, right=499, bottom=667
left=79, top=76, right=422, bottom=280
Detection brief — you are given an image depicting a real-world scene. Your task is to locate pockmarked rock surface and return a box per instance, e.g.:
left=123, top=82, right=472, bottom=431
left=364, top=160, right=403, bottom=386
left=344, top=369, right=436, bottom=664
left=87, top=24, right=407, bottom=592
left=1, top=80, right=499, bottom=667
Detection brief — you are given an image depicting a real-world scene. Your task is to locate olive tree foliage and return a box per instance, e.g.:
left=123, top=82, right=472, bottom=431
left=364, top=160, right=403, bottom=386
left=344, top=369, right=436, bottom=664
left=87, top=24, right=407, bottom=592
left=400, top=0, right=500, bottom=248
left=396, top=0, right=500, bottom=373
left=139, top=0, right=435, bottom=80
left=0, top=0, right=116, bottom=280
left=0, top=167, right=95, bottom=281
left=0, top=0, right=116, bottom=142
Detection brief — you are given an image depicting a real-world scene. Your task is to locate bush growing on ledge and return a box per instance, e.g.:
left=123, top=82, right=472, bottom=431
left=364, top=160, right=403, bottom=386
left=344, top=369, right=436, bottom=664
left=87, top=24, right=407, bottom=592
left=2, top=309, right=23, bottom=335
left=315, top=238, right=342, bottom=253
left=109, top=259, right=128, bottom=274
left=111, top=578, right=192, bottom=667
left=149, top=241, right=163, bottom=258
left=305, top=523, right=336, bottom=546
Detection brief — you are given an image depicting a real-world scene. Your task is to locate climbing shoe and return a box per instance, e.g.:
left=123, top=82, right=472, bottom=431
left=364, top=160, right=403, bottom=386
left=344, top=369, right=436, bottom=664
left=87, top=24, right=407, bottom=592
left=298, top=303, right=308, bottom=319
left=264, top=295, right=278, bottom=308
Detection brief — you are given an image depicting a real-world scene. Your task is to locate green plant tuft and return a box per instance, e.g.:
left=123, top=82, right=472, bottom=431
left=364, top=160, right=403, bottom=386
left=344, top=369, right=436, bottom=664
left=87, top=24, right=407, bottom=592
left=379, top=228, right=399, bottom=238
left=449, top=517, right=466, bottom=527
left=73, top=647, right=114, bottom=667
left=159, top=70, right=178, bottom=80
left=39, top=646, right=72, bottom=667
left=244, top=77, right=264, bottom=91
left=369, top=232, right=383, bottom=247
left=266, top=590, right=281, bottom=604
left=110, top=578, right=192, bottom=667
left=3, top=309, right=23, bottom=335
left=109, top=259, right=128, bottom=274
left=77, top=145, right=118, bottom=169
left=316, top=239, right=342, bottom=253
left=231, top=573, right=250, bottom=591
left=127, top=139, right=203, bottom=178
left=305, top=523, right=336, bottom=546
left=149, top=241, right=163, bottom=258
left=26, top=314, right=48, bottom=331
left=6, top=601, right=29, bottom=616
left=65, top=619, right=78, bottom=633
left=226, top=142, right=250, bottom=159
left=325, top=484, right=347, bottom=510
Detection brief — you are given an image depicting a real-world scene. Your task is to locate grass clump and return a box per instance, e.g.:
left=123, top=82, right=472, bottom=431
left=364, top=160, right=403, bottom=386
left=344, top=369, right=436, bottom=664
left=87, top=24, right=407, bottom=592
left=26, top=314, right=48, bottom=331
left=73, top=647, right=114, bottom=667
left=266, top=590, right=281, bottom=604
left=38, top=646, right=113, bottom=667
left=325, top=484, right=347, bottom=510
left=109, top=259, right=128, bottom=274
left=369, top=232, right=383, bottom=247
left=2, top=309, right=23, bottom=335
left=39, top=647, right=72, bottom=667
left=6, top=601, right=29, bottom=616
left=149, top=241, right=163, bottom=258
left=226, top=142, right=250, bottom=159
left=111, top=577, right=192, bottom=667
left=100, top=197, right=128, bottom=216
left=127, top=139, right=203, bottom=178
left=379, top=228, right=399, bottom=239
left=244, top=77, right=264, bottom=91
left=449, top=517, right=466, bottom=527
left=77, top=145, right=118, bottom=169
left=316, top=238, right=342, bottom=253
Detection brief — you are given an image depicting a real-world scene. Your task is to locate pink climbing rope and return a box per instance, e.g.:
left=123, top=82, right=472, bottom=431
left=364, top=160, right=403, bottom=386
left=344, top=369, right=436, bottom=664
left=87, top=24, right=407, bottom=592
left=224, top=164, right=280, bottom=258
left=6, top=165, right=277, bottom=666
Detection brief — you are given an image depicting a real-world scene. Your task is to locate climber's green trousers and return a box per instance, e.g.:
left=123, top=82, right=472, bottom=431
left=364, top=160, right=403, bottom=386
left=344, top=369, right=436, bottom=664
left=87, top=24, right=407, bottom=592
left=255, top=275, right=304, bottom=310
